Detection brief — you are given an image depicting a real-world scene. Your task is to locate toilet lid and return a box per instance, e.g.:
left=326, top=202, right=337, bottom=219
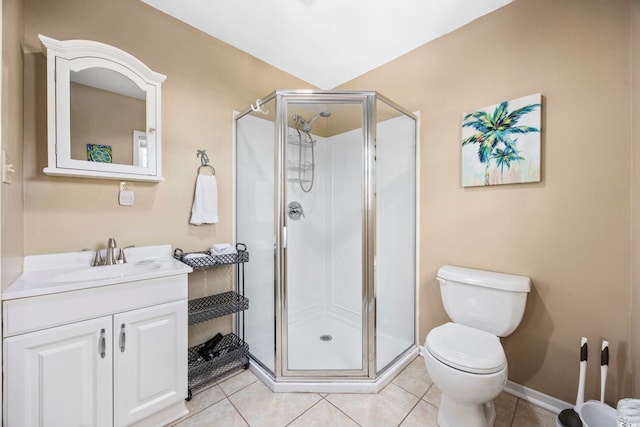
left=426, top=323, right=506, bottom=374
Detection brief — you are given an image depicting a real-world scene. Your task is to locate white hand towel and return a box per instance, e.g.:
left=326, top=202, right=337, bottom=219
left=183, top=253, right=210, bottom=260
left=190, top=174, right=219, bottom=225
left=211, top=243, right=236, bottom=255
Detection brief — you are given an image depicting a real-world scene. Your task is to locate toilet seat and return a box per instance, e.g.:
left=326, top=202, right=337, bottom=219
left=426, top=322, right=506, bottom=374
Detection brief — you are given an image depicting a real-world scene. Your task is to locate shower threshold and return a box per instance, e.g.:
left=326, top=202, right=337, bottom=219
left=248, top=346, right=419, bottom=393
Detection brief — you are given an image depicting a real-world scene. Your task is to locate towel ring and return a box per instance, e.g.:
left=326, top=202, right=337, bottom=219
left=198, top=164, right=216, bottom=175
left=196, top=149, right=215, bottom=175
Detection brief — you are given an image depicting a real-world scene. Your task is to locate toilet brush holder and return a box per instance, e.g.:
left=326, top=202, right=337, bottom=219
left=579, top=400, right=616, bottom=427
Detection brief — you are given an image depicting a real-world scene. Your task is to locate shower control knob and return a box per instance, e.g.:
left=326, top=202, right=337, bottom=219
left=288, top=201, right=305, bottom=220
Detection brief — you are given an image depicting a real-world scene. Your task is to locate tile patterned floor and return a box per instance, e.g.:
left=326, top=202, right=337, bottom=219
left=170, top=357, right=558, bottom=427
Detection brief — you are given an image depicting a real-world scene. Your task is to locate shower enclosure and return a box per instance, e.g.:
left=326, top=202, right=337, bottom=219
left=235, top=90, right=417, bottom=390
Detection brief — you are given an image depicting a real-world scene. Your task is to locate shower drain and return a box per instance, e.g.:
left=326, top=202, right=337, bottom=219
left=319, top=335, right=333, bottom=342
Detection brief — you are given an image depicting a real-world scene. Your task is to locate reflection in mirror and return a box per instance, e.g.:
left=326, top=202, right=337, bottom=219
left=133, top=130, right=148, bottom=168
left=69, top=68, right=146, bottom=166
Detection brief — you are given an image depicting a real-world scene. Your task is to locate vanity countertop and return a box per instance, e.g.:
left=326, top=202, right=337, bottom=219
left=3, top=245, right=193, bottom=301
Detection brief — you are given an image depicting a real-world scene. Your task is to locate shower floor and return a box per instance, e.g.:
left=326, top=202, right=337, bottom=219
left=287, top=314, right=362, bottom=371
left=249, top=313, right=414, bottom=374
left=286, top=314, right=413, bottom=372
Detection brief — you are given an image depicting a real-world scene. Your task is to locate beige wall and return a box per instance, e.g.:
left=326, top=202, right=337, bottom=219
left=23, top=0, right=312, bottom=257
left=14, top=0, right=638, bottom=405
left=343, top=0, right=634, bottom=404
left=21, top=0, right=311, bottom=345
left=2, top=0, right=25, bottom=290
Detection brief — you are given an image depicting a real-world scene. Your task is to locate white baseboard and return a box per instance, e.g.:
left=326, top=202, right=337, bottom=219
left=418, top=345, right=571, bottom=415
left=503, top=381, right=572, bottom=414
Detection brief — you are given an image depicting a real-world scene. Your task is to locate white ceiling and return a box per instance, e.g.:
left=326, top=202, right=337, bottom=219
left=141, top=0, right=512, bottom=89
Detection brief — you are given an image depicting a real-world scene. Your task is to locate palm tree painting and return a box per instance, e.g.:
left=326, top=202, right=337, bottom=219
left=461, top=93, right=541, bottom=187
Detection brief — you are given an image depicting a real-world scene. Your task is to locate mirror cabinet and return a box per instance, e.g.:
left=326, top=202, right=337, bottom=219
left=39, top=35, right=166, bottom=182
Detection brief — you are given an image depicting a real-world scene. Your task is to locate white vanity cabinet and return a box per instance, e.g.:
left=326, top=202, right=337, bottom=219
left=114, top=301, right=187, bottom=426
left=5, top=316, right=114, bottom=427
left=3, top=273, right=189, bottom=427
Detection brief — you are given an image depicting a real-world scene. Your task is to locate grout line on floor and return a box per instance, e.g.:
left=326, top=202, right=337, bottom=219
left=226, top=396, right=251, bottom=427
left=510, top=397, right=521, bottom=426
left=323, top=394, right=364, bottom=427
left=392, top=379, right=431, bottom=400
left=218, top=371, right=258, bottom=398
left=174, top=386, right=225, bottom=425
left=284, top=397, right=324, bottom=426
left=397, top=397, right=422, bottom=426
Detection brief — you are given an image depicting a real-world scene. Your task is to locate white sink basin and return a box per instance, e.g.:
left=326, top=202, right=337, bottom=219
left=49, top=261, right=166, bottom=283
left=2, top=245, right=193, bottom=300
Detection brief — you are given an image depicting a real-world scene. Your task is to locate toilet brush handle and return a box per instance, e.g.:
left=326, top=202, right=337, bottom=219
left=576, top=337, right=588, bottom=409
left=600, top=340, right=609, bottom=403
left=580, top=338, right=588, bottom=362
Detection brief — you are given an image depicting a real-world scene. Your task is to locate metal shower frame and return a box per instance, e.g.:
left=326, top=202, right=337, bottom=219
left=235, top=89, right=418, bottom=383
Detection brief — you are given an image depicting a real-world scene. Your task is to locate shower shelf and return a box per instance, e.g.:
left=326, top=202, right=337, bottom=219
left=287, top=161, right=314, bottom=171
left=287, top=138, right=315, bottom=147
left=174, top=244, right=250, bottom=401
left=287, top=161, right=313, bottom=184
left=287, top=177, right=312, bottom=184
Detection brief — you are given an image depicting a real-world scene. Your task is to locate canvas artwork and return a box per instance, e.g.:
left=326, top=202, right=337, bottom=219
left=461, top=93, right=541, bottom=187
left=87, top=144, right=113, bottom=163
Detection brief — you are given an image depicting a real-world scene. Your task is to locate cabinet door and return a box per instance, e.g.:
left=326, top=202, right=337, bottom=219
left=4, top=317, right=113, bottom=427
left=114, top=300, right=187, bottom=426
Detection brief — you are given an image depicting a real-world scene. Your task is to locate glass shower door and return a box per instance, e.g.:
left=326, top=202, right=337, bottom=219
left=282, top=99, right=368, bottom=375
left=235, top=99, right=277, bottom=374
left=375, top=98, right=416, bottom=372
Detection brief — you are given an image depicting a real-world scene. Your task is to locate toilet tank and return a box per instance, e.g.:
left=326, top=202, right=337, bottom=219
left=437, top=265, right=531, bottom=337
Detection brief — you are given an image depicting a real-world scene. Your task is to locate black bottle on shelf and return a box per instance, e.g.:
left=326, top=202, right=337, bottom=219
left=197, top=333, right=223, bottom=361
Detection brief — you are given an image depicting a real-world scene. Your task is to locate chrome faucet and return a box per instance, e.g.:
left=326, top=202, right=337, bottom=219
left=85, top=238, right=134, bottom=267
left=105, top=238, right=118, bottom=265
left=83, top=248, right=103, bottom=266
left=117, top=245, right=134, bottom=264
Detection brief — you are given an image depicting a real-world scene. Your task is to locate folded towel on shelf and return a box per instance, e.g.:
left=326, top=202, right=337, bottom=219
left=211, top=243, right=236, bottom=256
left=190, top=174, right=218, bottom=225
left=618, top=398, right=640, bottom=426
left=183, top=253, right=210, bottom=260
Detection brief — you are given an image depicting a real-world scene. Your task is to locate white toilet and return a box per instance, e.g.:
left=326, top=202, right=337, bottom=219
left=423, top=265, right=531, bottom=427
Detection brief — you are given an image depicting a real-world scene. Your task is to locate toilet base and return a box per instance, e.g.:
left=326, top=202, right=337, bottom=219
left=437, top=395, right=496, bottom=427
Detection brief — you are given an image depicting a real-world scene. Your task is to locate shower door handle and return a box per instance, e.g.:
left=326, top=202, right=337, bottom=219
left=282, top=226, right=287, bottom=249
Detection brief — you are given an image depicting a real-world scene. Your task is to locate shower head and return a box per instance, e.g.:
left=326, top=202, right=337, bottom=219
left=291, top=111, right=331, bottom=133
left=301, top=111, right=331, bottom=132
left=309, top=111, right=331, bottom=122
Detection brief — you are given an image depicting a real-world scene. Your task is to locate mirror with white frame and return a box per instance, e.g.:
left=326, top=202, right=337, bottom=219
left=39, top=35, right=166, bottom=182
